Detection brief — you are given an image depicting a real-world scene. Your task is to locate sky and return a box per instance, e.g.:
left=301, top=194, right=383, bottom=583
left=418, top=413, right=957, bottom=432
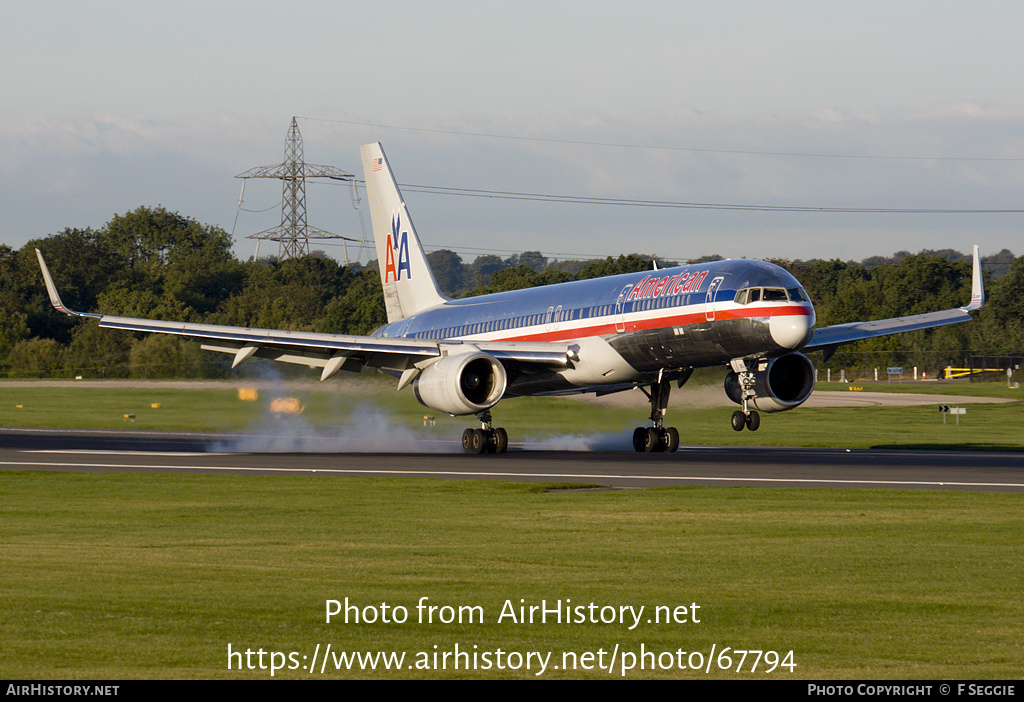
left=2, top=0, right=1023, bottom=265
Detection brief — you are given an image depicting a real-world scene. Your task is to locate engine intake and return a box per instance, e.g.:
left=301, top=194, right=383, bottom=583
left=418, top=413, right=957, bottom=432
left=413, top=352, right=508, bottom=416
left=724, top=352, right=815, bottom=413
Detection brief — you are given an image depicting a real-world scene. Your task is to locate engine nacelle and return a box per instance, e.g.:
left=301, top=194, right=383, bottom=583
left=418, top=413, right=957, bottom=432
left=724, top=352, right=815, bottom=413
left=413, top=352, right=508, bottom=416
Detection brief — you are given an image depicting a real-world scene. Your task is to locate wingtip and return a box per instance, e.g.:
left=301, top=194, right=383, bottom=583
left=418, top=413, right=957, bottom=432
left=35, top=249, right=96, bottom=318
left=965, top=244, right=984, bottom=311
left=35, top=249, right=68, bottom=314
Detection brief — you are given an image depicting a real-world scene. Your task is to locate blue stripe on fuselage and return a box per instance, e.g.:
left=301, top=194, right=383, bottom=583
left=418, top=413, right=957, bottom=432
left=370, top=258, right=805, bottom=341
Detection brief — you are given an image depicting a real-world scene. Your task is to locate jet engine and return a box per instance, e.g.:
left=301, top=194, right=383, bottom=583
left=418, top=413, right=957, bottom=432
left=724, top=352, right=815, bottom=413
left=413, top=352, right=508, bottom=416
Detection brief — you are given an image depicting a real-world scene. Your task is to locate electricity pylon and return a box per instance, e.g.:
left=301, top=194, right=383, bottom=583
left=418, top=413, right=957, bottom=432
left=236, top=117, right=355, bottom=261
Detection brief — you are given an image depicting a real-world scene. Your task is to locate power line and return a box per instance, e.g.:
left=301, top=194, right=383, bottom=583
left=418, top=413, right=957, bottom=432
left=300, top=116, right=1024, bottom=163
left=308, top=172, right=1023, bottom=215
left=311, top=238, right=683, bottom=262
left=240, top=203, right=281, bottom=213
left=311, top=178, right=1024, bottom=215
left=395, top=183, right=1024, bottom=214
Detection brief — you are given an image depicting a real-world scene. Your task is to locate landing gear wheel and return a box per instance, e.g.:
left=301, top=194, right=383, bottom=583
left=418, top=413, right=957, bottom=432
left=731, top=410, right=746, bottom=432
left=470, top=428, right=487, bottom=454
left=464, top=426, right=508, bottom=454
left=633, top=426, right=680, bottom=453
left=646, top=427, right=661, bottom=453
left=493, top=427, right=508, bottom=454
left=665, top=427, right=680, bottom=453
left=745, top=411, right=760, bottom=431
left=632, top=427, right=652, bottom=452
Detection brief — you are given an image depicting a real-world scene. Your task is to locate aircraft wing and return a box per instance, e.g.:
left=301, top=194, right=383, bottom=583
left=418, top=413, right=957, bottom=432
left=35, top=250, right=572, bottom=381
left=802, top=245, right=985, bottom=352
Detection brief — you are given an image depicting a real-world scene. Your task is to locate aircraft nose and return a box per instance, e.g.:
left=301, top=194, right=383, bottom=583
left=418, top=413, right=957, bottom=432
left=769, top=308, right=814, bottom=349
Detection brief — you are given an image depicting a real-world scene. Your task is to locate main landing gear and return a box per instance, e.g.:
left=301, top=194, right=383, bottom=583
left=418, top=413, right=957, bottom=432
left=632, top=377, right=680, bottom=453
left=462, top=410, right=508, bottom=454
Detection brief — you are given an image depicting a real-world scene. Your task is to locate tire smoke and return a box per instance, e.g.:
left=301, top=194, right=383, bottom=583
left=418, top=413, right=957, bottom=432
left=519, top=427, right=635, bottom=452
left=207, top=405, right=454, bottom=453
left=206, top=368, right=455, bottom=453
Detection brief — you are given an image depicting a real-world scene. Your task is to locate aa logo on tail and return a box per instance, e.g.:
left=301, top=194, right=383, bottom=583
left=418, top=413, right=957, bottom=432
left=384, top=214, right=412, bottom=283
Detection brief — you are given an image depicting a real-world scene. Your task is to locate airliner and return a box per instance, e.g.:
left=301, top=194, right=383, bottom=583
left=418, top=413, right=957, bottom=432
left=36, top=142, right=985, bottom=454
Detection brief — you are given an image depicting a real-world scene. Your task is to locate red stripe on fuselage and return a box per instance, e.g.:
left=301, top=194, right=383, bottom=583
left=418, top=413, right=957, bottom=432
left=480, top=304, right=812, bottom=343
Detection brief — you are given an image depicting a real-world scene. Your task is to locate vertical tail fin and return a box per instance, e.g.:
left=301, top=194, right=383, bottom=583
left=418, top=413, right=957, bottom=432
left=360, top=142, right=448, bottom=323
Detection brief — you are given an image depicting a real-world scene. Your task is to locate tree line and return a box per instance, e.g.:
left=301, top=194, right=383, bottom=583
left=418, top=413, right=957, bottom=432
left=1, top=205, right=1020, bottom=379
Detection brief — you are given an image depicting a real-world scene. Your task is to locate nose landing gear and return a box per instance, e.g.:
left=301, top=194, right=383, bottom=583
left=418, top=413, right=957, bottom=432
left=731, top=409, right=760, bottom=431
left=728, top=359, right=761, bottom=432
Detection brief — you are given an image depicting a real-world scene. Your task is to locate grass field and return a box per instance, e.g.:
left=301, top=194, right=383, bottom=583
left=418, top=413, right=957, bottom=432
left=1, top=380, right=1022, bottom=679
left=1, top=473, right=1022, bottom=679
left=813, top=380, right=1023, bottom=399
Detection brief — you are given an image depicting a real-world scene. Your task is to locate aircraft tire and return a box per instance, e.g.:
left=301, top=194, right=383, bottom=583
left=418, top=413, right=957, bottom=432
left=494, top=427, right=508, bottom=454
left=731, top=411, right=746, bottom=432
left=471, top=428, right=487, bottom=454
left=666, top=427, right=680, bottom=453
left=746, top=411, right=760, bottom=431
left=646, top=427, right=660, bottom=453
left=462, top=428, right=475, bottom=453
left=632, top=427, right=650, bottom=453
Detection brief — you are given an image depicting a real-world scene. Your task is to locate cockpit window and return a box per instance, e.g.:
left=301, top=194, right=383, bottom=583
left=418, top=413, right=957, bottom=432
left=734, top=286, right=807, bottom=304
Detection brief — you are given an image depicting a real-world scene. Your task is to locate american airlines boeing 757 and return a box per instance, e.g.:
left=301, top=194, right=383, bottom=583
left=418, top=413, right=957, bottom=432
left=36, top=142, right=985, bottom=454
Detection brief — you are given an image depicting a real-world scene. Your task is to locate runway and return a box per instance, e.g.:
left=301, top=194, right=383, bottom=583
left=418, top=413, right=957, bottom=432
left=2, top=426, right=1023, bottom=492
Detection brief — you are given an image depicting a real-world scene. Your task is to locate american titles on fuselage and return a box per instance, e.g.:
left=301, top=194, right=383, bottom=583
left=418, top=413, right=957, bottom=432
left=626, top=269, right=708, bottom=301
